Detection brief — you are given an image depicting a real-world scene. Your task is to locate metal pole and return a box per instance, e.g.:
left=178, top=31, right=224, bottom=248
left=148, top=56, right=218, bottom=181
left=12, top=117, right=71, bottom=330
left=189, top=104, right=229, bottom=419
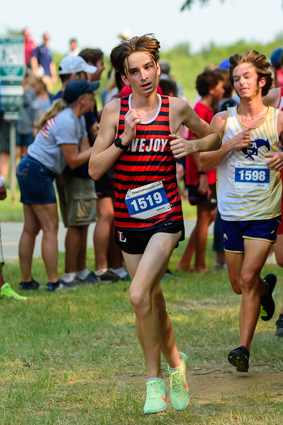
left=9, top=121, right=16, bottom=202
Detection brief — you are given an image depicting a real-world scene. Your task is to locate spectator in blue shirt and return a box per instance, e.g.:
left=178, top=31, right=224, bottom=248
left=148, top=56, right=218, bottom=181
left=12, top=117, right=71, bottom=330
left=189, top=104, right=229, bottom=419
left=30, top=33, right=57, bottom=92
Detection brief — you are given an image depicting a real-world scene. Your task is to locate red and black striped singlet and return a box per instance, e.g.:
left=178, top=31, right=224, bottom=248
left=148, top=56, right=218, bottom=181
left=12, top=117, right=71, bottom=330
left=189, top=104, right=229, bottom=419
left=113, top=94, right=183, bottom=230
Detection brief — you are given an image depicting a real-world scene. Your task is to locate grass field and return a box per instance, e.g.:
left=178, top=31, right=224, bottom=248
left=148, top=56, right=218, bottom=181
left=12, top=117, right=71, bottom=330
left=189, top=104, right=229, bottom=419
left=1, top=240, right=283, bottom=424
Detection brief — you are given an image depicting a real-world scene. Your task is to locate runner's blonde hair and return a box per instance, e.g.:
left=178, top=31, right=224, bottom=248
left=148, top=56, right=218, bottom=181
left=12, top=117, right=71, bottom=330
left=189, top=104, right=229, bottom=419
left=229, top=50, right=272, bottom=97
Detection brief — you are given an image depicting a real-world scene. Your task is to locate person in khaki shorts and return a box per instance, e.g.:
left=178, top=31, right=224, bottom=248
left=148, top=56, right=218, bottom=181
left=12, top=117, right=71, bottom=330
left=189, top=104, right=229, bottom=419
left=55, top=81, right=100, bottom=287
left=56, top=172, right=97, bottom=286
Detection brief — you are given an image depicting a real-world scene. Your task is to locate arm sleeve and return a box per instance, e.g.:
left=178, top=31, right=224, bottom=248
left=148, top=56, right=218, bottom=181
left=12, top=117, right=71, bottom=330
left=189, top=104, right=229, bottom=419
left=54, top=124, right=79, bottom=146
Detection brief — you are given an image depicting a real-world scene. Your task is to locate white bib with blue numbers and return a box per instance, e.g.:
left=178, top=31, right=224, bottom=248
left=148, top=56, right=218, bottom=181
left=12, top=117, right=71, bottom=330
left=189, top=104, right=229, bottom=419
left=125, top=181, right=171, bottom=220
left=234, top=161, right=270, bottom=190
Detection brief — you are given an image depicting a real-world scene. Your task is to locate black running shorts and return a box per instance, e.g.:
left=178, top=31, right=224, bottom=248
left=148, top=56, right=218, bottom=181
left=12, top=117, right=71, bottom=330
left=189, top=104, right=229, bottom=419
left=115, top=221, right=185, bottom=254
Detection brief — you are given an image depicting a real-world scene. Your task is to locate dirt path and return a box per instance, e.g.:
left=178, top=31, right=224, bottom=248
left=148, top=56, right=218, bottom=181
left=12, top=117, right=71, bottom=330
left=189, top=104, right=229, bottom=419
left=119, top=369, right=283, bottom=402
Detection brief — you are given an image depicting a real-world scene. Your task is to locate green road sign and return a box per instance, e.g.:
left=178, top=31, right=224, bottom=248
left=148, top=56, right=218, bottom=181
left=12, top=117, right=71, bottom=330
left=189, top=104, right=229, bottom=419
left=0, top=37, right=24, bottom=119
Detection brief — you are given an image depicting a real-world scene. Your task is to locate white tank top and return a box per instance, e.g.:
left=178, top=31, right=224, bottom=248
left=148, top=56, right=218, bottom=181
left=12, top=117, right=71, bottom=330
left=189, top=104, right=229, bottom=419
left=217, top=106, right=282, bottom=221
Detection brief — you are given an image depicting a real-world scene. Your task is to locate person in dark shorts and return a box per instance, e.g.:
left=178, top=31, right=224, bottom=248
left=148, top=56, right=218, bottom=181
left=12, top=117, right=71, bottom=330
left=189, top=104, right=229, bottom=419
left=89, top=34, right=221, bottom=414
left=16, top=79, right=95, bottom=291
left=79, top=48, right=123, bottom=281
left=176, top=70, right=224, bottom=273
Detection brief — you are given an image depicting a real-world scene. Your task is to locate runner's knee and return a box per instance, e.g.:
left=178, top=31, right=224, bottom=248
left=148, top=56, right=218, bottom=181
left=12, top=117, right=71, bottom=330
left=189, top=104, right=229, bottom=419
left=129, top=287, right=152, bottom=315
left=240, top=270, right=258, bottom=290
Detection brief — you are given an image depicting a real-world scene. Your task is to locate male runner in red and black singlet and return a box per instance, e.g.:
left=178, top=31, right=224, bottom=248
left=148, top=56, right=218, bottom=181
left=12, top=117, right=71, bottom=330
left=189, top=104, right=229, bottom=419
left=89, top=34, right=221, bottom=414
left=264, top=86, right=283, bottom=336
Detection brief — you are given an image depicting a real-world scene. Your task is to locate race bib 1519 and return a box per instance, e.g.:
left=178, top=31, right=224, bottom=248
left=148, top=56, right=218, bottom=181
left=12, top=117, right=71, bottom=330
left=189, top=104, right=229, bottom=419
left=125, top=181, right=171, bottom=219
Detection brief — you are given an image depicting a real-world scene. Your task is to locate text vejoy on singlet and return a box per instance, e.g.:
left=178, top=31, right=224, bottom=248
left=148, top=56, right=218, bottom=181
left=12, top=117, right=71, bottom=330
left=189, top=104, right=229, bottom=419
left=129, top=138, right=168, bottom=152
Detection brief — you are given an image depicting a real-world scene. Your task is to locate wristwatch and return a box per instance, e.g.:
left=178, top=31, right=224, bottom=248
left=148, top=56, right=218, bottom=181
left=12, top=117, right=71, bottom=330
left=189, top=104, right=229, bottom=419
left=198, top=170, right=206, bottom=175
left=114, top=137, right=128, bottom=150
left=0, top=175, right=4, bottom=188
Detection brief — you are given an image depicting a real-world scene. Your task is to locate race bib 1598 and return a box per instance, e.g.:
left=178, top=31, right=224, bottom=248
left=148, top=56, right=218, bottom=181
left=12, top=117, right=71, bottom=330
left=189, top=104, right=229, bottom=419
left=234, top=161, right=269, bottom=189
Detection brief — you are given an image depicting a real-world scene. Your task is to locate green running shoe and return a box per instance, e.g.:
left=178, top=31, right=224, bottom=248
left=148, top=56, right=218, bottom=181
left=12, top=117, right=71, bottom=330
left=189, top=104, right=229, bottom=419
left=1, top=283, right=27, bottom=300
left=168, top=352, right=190, bottom=411
left=143, top=378, right=168, bottom=414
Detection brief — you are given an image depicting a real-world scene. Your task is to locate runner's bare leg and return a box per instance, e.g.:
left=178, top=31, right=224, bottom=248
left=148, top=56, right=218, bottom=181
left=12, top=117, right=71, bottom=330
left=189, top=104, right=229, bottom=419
left=123, top=231, right=182, bottom=378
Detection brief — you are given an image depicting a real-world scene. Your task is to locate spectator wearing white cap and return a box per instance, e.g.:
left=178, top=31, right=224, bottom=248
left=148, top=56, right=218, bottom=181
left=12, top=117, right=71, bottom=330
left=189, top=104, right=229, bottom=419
left=53, top=55, right=97, bottom=102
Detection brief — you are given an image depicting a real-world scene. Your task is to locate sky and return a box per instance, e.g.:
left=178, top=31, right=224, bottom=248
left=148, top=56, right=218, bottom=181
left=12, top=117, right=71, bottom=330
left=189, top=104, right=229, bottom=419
left=0, top=0, right=283, bottom=56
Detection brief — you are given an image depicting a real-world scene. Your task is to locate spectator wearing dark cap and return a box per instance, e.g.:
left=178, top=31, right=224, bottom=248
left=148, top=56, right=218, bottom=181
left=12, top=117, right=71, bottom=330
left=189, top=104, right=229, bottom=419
left=16, top=79, right=96, bottom=291
left=56, top=82, right=101, bottom=286
left=270, top=47, right=283, bottom=87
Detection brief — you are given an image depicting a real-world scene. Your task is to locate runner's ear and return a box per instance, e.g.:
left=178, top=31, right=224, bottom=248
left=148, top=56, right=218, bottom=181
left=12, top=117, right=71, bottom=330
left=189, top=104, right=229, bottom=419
left=259, top=77, right=266, bottom=88
left=156, top=62, right=161, bottom=77
left=121, top=74, right=130, bottom=87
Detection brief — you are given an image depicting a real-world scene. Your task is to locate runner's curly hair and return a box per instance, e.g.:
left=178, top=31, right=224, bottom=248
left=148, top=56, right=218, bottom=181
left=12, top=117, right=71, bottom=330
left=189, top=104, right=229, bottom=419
left=110, top=34, right=160, bottom=76
left=229, top=50, right=272, bottom=97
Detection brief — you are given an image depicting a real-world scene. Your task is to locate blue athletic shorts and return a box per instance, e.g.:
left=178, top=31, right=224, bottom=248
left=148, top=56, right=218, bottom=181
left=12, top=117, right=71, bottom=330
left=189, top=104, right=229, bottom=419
left=221, top=216, right=281, bottom=253
left=16, top=155, right=57, bottom=204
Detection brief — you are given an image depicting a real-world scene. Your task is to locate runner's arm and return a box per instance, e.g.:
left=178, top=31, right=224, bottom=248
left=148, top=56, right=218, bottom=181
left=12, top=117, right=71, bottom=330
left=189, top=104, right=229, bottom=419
left=263, top=87, right=280, bottom=108
left=200, top=112, right=250, bottom=172
left=169, top=99, right=221, bottom=158
left=265, top=110, right=283, bottom=171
